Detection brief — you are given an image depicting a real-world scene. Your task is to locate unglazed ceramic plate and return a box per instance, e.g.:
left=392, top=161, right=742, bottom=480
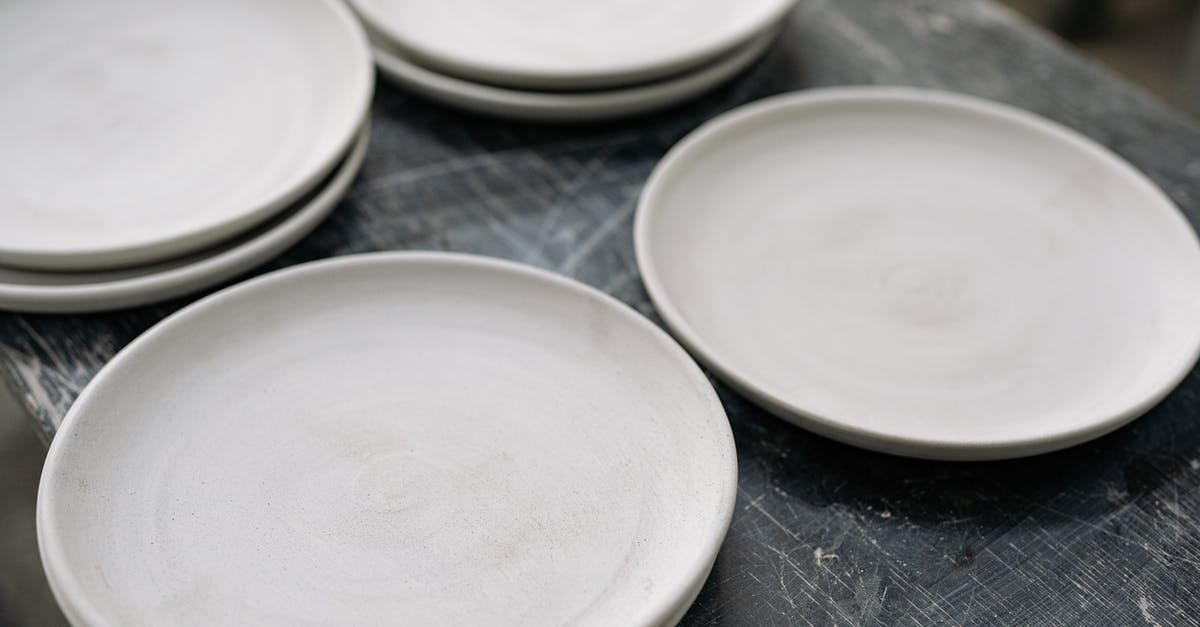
left=0, top=0, right=372, bottom=270
left=38, top=253, right=736, bottom=626
left=351, top=0, right=794, bottom=90
left=0, top=125, right=369, bottom=314
left=635, top=87, right=1200, bottom=460
left=371, top=27, right=778, bottom=122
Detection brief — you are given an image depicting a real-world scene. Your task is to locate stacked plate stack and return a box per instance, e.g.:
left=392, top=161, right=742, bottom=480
left=350, top=0, right=797, bottom=121
left=0, top=0, right=374, bottom=313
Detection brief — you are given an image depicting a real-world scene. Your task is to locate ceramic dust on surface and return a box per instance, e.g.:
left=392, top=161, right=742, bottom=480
left=0, top=125, right=370, bottom=314
left=350, top=0, right=794, bottom=90
left=370, top=27, right=779, bottom=122
left=636, top=87, right=1200, bottom=460
left=37, top=253, right=737, bottom=627
left=0, top=0, right=372, bottom=271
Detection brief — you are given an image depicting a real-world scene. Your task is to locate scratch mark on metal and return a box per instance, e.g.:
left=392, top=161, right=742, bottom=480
left=740, top=488, right=802, bottom=542
left=1137, top=595, right=1162, bottom=627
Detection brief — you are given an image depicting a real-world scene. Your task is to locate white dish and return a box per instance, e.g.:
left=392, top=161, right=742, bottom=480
left=0, top=125, right=369, bottom=314
left=351, top=0, right=794, bottom=90
left=635, top=87, right=1200, bottom=460
left=38, top=252, right=736, bottom=626
left=371, top=27, right=778, bottom=122
left=0, top=0, right=373, bottom=271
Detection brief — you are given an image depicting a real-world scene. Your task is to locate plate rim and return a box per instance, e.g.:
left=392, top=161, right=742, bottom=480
left=0, top=0, right=375, bottom=271
left=37, top=251, right=738, bottom=627
left=634, top=85, right=1200, bottom=460
left=370, top=25, right=779, bottom=122
left=349, top=0, right=795, bottom=91
left=0, top=123, right=370, bottom=314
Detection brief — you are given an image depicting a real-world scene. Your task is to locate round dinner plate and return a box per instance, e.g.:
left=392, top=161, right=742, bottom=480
left=371, top=27, right=779, bottom=122
left=635, top=87, right=1200, bottom=460
left=38, top=253, right=736, bottom=626
left=0, top=0, right=372, bottom=271
left=0, top=125, right=369, bottom=314
left=350, top=0, right=794, bottom=90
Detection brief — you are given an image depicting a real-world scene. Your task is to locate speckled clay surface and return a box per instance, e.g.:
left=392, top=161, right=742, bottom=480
left=0, top=0, right=372, bottom=270
left=637, top=88, right=1200, bottom=459
left=37, top=253, right=736, bottom=627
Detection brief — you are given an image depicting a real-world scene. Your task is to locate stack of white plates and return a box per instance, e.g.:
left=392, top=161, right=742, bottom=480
left=350, top=0, right=796, bottom=121
left=0, top=0, right=374, bottom=313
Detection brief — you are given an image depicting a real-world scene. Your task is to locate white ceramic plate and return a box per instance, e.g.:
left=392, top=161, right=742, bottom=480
left=372, top=28, right=778, bottom=122
left=351, top=0, right=794, bottom=91
left=635, top=87, right=1200, bottom=460
left=0, top=0, right=372, bottom=271
left=38, top=252, right=736, bottom=626
left=0, top=126, right=369, bottom=314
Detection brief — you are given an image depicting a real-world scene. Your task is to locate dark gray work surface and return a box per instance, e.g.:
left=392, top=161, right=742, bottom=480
left=4, top=1, right=1200, bottom=624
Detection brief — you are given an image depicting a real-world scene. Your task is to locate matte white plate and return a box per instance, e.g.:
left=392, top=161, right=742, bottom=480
left=0, top=0, right=372, bottom=270
left=372, top=28, right=778, bottom=123
left=636, top=87, right=1200, bottom=460
left=351, top=0, right=793, bottom=91
left=38, top=253, right=736, bottom=626
left=0, top=126, right=369, bottom=314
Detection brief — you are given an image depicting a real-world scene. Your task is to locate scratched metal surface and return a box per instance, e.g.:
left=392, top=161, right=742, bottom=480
left=4, top=0, right=1200, bottom=624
